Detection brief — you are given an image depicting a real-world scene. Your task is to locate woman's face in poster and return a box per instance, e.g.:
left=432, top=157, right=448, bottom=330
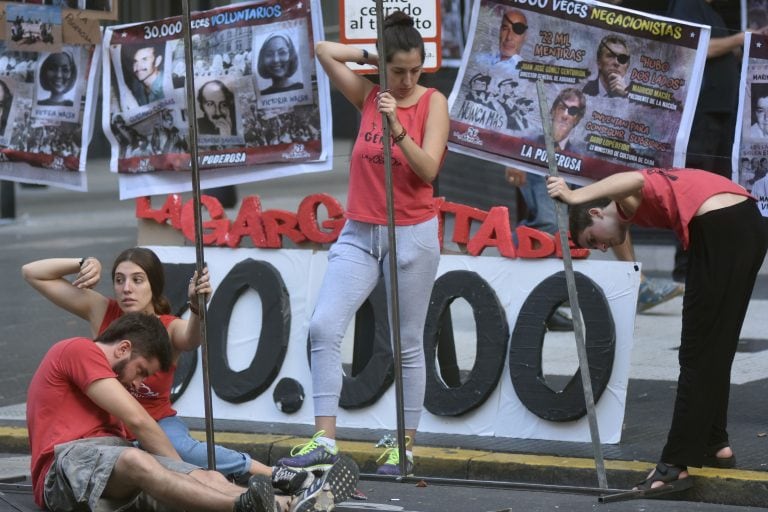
left=44, top=53, right=74, bottom=94
left=263, top=36, right=292, bottom=79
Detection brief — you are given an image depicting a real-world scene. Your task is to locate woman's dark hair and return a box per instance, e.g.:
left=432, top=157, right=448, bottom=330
left=111, top=247, right=172, bottom=315
left=380, top=10, right=425, bottom=64
left=257, top=33, right=298, bottom=79
left=568, top=197, right=612, bottom=248
left=40, top=52, right=77, bottom=93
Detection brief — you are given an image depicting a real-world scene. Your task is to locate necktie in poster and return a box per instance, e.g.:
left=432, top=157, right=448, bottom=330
left=447, top=0, right=708, bottom=183
left=102, top=0, right=332, bottom=199
left=733, top=31, right=768, bottom=217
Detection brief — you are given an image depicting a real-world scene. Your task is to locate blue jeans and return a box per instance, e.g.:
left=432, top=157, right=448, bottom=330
left=156, top=415, right=251, bottom=478
left=519, top=173, right=558, bottom=234
left=310, top=217, right=441, bottom=429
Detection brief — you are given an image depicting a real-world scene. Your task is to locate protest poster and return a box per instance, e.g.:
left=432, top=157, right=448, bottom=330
left=441, top=0, right=471, bottom=67
left=732, top=31, right=768, bottom=216
left=447, top=0, right=708, bottom=183
left=0, top=1, right=119, bottom=21
left=102, top=0, right=333, bottom=199
left=0, top=41, right=99, bottom=191
left=743, top=0, right=768, bottom=31
left=340, top=0, right=441, bottom=72
left=5, top=3, right=62, bottom=51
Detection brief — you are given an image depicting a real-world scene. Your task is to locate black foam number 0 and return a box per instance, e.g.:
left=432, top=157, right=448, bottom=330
left=206, top=258, right=291, bottom=403
left=423, top=270, right=509, bottom=416
left=509, top=271, right=615, bottom=422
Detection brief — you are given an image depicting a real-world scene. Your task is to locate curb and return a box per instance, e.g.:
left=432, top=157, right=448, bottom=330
left=3, top=426, right=768, bottom=507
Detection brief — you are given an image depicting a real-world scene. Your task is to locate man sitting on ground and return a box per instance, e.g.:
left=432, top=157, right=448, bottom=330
left=27, top=312, right=358, bottom=512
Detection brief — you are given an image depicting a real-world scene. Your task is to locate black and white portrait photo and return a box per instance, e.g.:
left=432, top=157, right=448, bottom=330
left=257, top=33, right=303, bottom=95
left=37, top=51, right=77, bottom=106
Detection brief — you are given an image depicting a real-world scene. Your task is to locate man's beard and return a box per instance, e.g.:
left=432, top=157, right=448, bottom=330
left=113, top=358, right=129, bottom=386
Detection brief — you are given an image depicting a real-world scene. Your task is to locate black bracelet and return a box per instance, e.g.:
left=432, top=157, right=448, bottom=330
left=357, top=48, right=368, bottom=65
left=392, top=127, right=408, bottom=144
left=79, top=257, right=93, bottom=268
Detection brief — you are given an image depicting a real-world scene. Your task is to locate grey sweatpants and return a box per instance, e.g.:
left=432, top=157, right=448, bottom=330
left=310, top=217, right=440, bottom=429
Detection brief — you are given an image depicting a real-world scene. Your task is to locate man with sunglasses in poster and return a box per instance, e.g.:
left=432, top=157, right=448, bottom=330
left=536, top=87, right=586, bottom=152
left=582, top=35, right=630, bottom=98
left=476, top=7, right=528, bottom=72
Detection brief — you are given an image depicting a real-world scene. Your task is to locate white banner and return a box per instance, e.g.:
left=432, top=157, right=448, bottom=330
left=153, top=245, right=640, bottom=444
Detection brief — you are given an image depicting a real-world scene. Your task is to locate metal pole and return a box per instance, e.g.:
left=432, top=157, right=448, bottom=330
left=1, top=180, right=15, bottom=220
left=180, top=0, right=216, bottom=470
left=360, top=473, right=624, bottom=495
left=535, top=80, right=607, bottom=489
left=375, top=1, right=408, bottom=479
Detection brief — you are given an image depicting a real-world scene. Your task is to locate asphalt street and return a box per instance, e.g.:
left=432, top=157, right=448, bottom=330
left=2, top=467, right=767, bottom=512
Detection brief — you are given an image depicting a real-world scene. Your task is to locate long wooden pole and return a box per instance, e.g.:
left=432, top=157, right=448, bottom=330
left=375, top=0, right=408, bottom=479
left=180, top=0, right=216, bottom=469
left=535, top=80, right=607, bottom=489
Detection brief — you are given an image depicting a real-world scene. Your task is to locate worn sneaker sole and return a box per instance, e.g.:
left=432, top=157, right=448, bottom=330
left=292, top=455, right=359, bottom=512
left=241, top=475, right=277, bottom=512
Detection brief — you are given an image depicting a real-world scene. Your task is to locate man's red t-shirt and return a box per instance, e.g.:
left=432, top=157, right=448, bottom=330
left=99, top=300, right=177, bottom=422
left=27, top=337, right=124, bottom=507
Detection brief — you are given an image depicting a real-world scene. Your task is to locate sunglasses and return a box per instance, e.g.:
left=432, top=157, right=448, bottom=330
left=555, top=100, right=584, bottom=117
left=503, top=15, right=528, bottom=35
left=600, top=41, right=630, bottom=64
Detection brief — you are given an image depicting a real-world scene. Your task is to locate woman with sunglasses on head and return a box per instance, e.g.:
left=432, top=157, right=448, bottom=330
left=21, top=248, right=312, bottom=494
left=582, top=34, right=630, bottom=98
left=277, top=10, right=449, bottom=477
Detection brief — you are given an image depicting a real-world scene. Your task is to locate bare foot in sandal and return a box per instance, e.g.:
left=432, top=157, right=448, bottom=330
left=633, top=462, right=692, bottom=495
left=704, top=442, right=735, bottom=468
left=714, top=446, right=733, bottom=459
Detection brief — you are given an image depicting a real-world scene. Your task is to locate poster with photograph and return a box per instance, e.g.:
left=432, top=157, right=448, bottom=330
left=447, top=0, right=708, bottom=183
left=76, top=0, right=118, bottom=19
left=732, top=31, right=768, bottom=217
left=0, top=41, right=99, bottom=191
left=103, top=0, right=333, bottom=199
left=0, top=0, right=119, bottom=20
left=743, top=0, right=768, bottom=31
left=5, top=3, right=62, bottom=51
left=441, top=0, right=471, bottom=67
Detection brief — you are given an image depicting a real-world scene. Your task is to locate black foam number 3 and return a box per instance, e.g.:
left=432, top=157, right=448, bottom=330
left=509, top=271, right=615, bottom=422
